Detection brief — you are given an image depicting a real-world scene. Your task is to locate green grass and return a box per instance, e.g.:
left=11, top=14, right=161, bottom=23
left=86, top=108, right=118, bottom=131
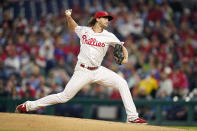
left=172, top=126, right=197, bottom=130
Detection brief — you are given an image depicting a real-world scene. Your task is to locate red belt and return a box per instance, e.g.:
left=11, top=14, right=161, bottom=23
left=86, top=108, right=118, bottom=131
left=80, top=64, right=98, bottom=70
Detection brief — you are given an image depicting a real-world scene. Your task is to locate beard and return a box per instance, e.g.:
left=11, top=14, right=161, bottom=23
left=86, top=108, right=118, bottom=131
left=100, top=22, right=108, bottom=29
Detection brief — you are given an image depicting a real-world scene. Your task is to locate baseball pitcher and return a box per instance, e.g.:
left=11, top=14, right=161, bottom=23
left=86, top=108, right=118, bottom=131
left=15, top=9, right=147, bottom=124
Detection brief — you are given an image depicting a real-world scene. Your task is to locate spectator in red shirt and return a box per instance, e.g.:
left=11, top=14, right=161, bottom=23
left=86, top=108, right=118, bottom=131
left=63, top=37, right=80, bottom=57
left=110, top=88, right=121, bottom=99
left=19, top=82, right=36, bottom=99
left=16, top=34, right=30, bottom=56
left=170, top=65, right=188, bottom=97
left=148, top=4, right=163, bottom=22
left=156, top=45, right=167, bottom=63
left=28, top=35, right=40, bottom=57
left=0, top=46, right=7, bottom=61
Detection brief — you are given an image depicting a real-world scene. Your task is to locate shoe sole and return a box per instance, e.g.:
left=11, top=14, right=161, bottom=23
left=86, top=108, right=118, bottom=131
left=15, top=105, right=24, bottom=113
left=15, top=107, right=20, bottom=113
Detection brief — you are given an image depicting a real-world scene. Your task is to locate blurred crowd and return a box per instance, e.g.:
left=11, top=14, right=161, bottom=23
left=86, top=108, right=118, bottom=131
left=0, top=0, right=197, bottom=107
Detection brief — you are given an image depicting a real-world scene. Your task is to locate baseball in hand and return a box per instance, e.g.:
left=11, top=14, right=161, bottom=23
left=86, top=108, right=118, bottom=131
left=65, top=10, right=71, bottom=16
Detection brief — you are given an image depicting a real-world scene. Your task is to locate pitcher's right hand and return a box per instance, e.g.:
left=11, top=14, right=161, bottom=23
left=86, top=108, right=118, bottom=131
left=65, top=9, right=72, bottom=16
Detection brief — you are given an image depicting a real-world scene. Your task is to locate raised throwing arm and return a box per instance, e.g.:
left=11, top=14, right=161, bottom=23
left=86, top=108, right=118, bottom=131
left=65, top=9, right=78, bottom=32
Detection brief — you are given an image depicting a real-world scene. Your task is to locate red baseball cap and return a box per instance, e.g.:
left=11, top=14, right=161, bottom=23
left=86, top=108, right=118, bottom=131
left=94, top=11, right=113, bottom=21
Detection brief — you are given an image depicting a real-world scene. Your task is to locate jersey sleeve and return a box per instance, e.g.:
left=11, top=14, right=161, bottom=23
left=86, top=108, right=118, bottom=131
left=108, top=33, right=124, bottom=47
left=75, top=26, right=85, bottom=38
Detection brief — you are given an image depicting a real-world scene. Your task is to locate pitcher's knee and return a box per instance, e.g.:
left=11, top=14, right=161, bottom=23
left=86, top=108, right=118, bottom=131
left=57, top=92, right=74, bottom=103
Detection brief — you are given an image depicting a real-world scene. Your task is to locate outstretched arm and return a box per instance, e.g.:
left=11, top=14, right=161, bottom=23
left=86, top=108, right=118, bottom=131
left=121, top=45, right=128, bottom=64
left=65, top=9, right=78, bottom=32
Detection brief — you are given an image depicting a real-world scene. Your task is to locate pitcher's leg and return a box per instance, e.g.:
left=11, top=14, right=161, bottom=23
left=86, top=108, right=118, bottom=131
left=115, top=79, right=139, bottom=121
left=95, top=67, right=138, bottom=120
left=26, top=93, right=66, bottom=111
left=26, top=70, right=91, bottom=112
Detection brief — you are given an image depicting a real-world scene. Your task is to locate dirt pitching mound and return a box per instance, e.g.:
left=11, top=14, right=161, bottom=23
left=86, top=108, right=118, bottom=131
left=0, top=113, right=190, bottom=131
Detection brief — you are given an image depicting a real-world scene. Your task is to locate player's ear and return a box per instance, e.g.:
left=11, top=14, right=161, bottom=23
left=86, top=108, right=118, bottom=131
left=96, top=18, right=100, bottom=22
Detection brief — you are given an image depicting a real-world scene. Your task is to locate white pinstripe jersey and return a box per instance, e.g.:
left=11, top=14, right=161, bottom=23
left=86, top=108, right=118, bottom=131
left=75, top=26, right=124, bottom=67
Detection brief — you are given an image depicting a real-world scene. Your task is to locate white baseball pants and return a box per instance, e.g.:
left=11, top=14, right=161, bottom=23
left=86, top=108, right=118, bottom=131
left=26, top=62, right=138, bottom=121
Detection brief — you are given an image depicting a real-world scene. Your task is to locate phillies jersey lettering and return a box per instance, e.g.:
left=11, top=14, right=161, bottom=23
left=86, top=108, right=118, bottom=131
left=75, top=26, right=124, bottom=67
left=82, top=35, right=105, bottom=47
